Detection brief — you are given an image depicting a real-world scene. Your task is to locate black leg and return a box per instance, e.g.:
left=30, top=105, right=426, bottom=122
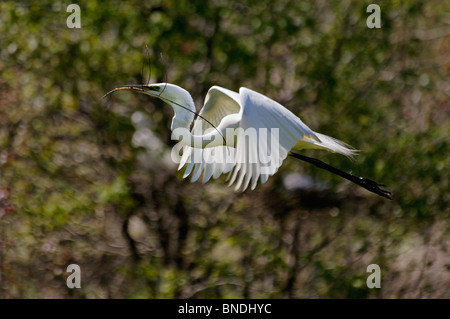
left=289, top=152, right=392, bottom=200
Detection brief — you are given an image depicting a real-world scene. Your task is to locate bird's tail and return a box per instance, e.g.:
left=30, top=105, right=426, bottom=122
left=297, top=132, right=358, bottom=160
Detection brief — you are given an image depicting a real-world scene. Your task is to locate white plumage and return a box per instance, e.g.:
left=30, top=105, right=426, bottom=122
left=106, top=83, right=356, bottom=192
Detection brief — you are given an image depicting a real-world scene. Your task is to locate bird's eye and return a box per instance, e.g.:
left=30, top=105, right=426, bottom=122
left=148, top=86, right=161, bottom=92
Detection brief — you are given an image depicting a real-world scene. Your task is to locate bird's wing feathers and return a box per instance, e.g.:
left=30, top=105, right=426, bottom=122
left=227, top=87, right=320, bottom=191
left=178, top=86, right=241, bottom=184
left=178, top=86, right=320, bottom=191
left=192, top=86, right=241, bottom=133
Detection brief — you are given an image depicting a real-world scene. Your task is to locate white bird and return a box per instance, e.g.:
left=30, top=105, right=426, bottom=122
left=104, top=83, right=391, bottom=199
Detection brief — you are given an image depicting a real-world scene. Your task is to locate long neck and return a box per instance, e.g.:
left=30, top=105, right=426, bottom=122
left=158, top=85, right=239, bottom=149
left=169, top=103, right=240, bottom=149
left=168, top=101, right=196, bottom=132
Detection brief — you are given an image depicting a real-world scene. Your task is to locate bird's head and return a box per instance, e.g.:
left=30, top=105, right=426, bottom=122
left=104, top=83, right=196, bottom=129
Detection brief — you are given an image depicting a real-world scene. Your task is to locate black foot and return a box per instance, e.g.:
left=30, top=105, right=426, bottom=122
left=289, top=152, right=392, bottom=200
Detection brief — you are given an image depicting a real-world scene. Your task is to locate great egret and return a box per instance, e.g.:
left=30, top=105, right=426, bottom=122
left=104, top=83, right=392, bottom=199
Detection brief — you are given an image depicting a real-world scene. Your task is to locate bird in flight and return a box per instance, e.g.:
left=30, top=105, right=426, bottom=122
left=104, top=83, right=392, bottom=199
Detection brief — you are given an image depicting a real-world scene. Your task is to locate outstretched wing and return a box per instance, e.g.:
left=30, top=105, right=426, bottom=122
left=227, top=87, right=321, bottom=191
left=177, top=86, right=241, bottom=183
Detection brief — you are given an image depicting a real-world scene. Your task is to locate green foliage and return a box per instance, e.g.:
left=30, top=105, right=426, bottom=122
left=0, top=0, right=448, bottom=298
